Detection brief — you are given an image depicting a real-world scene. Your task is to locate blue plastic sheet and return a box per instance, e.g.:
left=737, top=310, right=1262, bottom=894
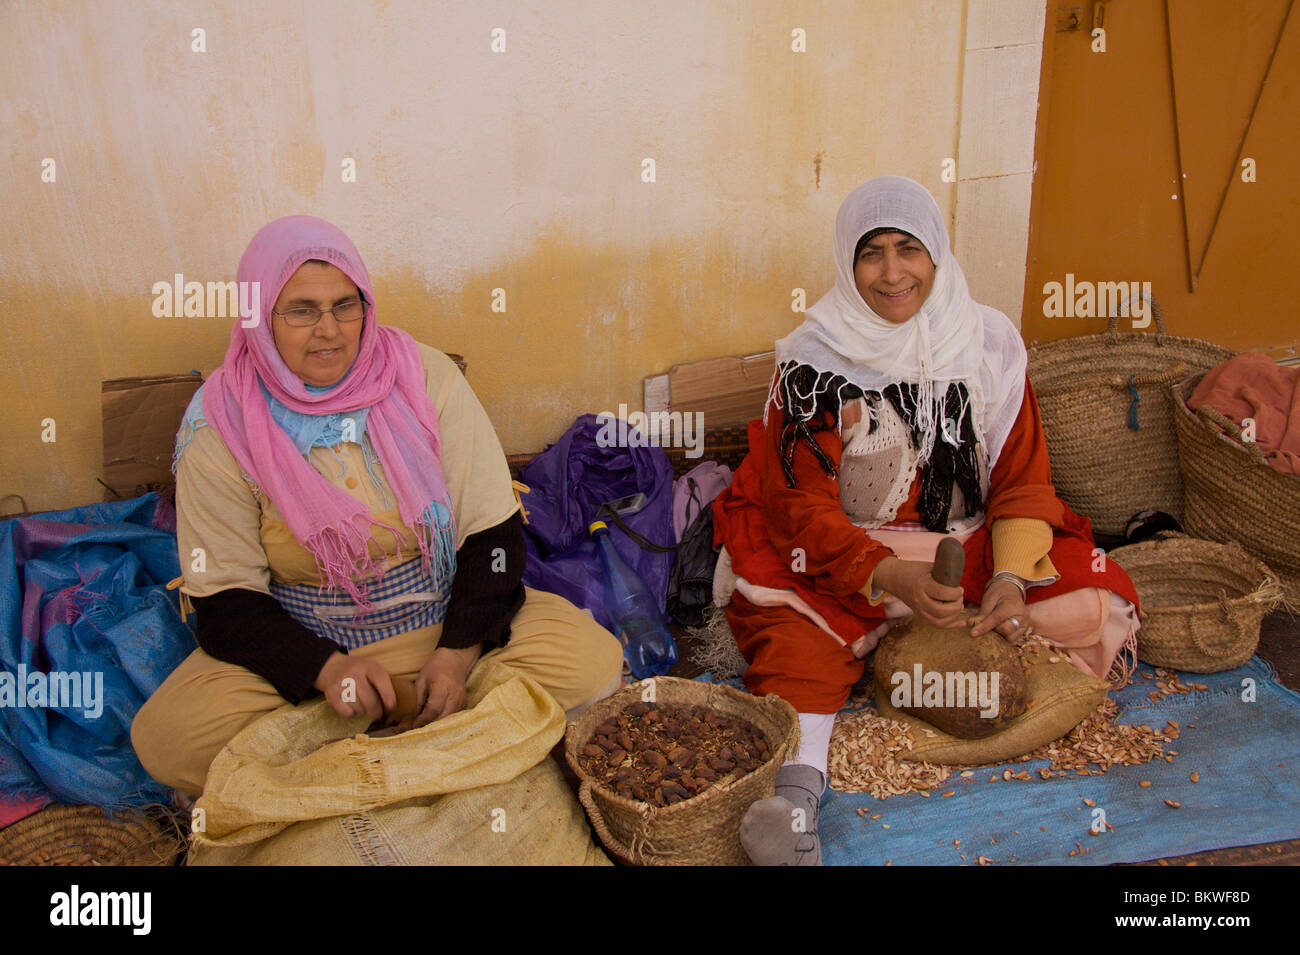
left=704, top=658, right=1300, bottom=865
left=519, top=414, right=676, bottom=631
left=0, top=493, right=196, bottom=807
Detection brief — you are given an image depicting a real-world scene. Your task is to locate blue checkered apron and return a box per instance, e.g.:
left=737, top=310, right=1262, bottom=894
left=269, top=557, right=449, bottom=650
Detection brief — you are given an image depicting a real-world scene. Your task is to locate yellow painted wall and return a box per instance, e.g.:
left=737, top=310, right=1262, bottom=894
left=1, top=0, right=1043, bottom=513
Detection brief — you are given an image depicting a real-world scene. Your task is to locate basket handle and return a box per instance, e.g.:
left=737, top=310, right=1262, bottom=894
left=1187, top=596, right=1255, bottom=659
left=577, top=778, right=669, bottom=864
left=1193, top=404, right=1270, bottom=464
left=1121, top=363, right=1192, bottom=389
left=578, top=780, right=636, bottom=864
left=1106, top=295, right=1165, bottom=336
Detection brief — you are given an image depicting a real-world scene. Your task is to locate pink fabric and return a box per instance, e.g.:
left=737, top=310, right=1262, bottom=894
left=202, top=216, right=454, bottom=605
left=1190, top=352, right=1300, bottom=474
left=1024, top=589, right=1138, bottom=683
left=672, top=462, right=733, bottom=541
left=0, top=794, right=49, bottom=831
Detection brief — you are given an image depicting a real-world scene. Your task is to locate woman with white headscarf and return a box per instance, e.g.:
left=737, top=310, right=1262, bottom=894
left=711, top=177, right=1141, bottom=865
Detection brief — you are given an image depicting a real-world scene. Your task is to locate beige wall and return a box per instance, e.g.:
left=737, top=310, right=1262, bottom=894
left=1, top=0, right=1044, bottom=513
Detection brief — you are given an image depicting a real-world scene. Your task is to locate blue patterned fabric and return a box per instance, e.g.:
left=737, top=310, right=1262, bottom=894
left=269, top=557, right=448, bottom=650
left=0, top=493, right=195, bottom=807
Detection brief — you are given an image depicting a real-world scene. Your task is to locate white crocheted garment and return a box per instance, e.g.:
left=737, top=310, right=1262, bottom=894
left=837, top=395, right=988, bottom=533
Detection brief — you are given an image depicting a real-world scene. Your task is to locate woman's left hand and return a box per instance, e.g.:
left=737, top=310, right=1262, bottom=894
left=967, top=578, right=1030, bottom=641
left=413, top=644, right=482, bottom=728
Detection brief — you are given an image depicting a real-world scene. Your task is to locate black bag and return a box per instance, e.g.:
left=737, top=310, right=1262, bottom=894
left=666, top=478, right=721, bottom=627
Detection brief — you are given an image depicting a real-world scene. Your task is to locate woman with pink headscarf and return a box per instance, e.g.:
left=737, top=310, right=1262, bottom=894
left=132, top=216, right=623, bottom=797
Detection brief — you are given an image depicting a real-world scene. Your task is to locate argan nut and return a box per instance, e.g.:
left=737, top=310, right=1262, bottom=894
left=643, top=750, right=667, bottom=769
left=661, top=782, right=690, bottom=800
left=616, top=731, right=634, bottom=751
left=607, top=747, right=626, bottom=764
left=596, top=722, right=618, bottom=736
left=582, top=744, right=603, bottom=758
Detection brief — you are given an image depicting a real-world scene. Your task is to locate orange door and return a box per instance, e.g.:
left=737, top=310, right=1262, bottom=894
left=1023, top=0, right=1299, bottom=360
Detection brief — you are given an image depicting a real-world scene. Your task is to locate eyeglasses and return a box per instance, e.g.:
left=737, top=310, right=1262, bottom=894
left=273, top=297, right=369, bottom=327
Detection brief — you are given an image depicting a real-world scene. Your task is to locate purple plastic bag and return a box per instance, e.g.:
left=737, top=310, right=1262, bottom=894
left=519, top=414, right=675, bottom=631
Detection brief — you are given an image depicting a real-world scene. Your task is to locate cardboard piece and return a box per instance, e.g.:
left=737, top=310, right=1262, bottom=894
left=101, top=374, right=203, bottom=499
left=662, top=351, right=775, bottom=428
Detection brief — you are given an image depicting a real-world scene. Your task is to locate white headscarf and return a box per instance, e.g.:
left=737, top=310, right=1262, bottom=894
left=771, top=176, right=1027, bottom=469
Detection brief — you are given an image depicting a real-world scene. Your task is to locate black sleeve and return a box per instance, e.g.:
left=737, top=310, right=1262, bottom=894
left=439, top=511, right=527, bottom=651
left=189, top=588, right=344, bottom=704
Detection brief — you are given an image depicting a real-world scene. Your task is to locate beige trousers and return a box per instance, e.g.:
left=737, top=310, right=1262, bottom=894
left=131, top=587, right=625, bottom=797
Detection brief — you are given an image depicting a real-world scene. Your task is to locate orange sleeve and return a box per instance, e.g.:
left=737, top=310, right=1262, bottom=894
left=759, top=399, right=894, bottom=598
left=985, top=375, right=1066, bottom=527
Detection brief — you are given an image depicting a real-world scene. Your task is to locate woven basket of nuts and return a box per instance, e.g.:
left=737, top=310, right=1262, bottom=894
left=564, top=676, right=798, bottom=866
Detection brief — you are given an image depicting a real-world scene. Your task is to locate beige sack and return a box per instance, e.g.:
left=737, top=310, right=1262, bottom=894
left=189, top=661, right=609, bottom=865
left=874, top=643, right=1107, bottom=765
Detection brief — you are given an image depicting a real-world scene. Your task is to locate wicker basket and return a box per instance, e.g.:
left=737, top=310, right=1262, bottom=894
left=564, top=676, right=798, bottom=866
left=0, top=804, right=185, bottom=866
left=1172, top=373, right=1300, bottom=609
left=1026, top=308, right=1234, bottom=536
left=1109, top=535, right=1283, bottom=672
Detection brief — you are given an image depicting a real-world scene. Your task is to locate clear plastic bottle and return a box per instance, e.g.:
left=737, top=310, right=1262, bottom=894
left=589, top=520, right=679, bottom=679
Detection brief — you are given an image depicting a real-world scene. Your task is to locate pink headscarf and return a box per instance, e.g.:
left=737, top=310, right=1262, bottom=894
left=202, top=215, right=455, bottom=606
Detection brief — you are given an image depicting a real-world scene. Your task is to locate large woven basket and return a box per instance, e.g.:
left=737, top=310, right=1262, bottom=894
left=1026, top=309, right=1234, bottom=536
left=564, top=676, right=798, bottom=866
left=1109, top=535, right=1283, bottom=672
left=0, top=804, right=185, bottom=866
left=1172, top=373, right=1300, bottom=609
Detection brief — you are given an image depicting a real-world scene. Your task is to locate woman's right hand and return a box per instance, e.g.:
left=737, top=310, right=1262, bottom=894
left=313, top=651, right=397, bottom=723
left=868, top=556, right=966, bottom=627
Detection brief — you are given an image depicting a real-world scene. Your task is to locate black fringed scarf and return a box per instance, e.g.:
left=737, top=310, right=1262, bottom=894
left=777, top=364, right=983, bottom=532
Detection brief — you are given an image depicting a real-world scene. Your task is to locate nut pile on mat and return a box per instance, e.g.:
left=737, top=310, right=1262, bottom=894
left=578, top=701, right=771, bottom=806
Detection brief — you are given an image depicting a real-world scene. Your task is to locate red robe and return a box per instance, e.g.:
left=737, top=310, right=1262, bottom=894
left=711, top=374, right=1140, bottom=712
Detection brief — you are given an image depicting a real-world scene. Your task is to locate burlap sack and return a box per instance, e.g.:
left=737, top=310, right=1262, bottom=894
left=188, top=661, right=609, bottom=865
left=874, top=643, right=1107, bottom=765
left=871, top=617, right=1029, bottom=738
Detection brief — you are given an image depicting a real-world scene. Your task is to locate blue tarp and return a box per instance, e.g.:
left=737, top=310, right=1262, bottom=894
left=0, top=493, right=196, bottom=807
left=707, top=656, right=1300, bottom=865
